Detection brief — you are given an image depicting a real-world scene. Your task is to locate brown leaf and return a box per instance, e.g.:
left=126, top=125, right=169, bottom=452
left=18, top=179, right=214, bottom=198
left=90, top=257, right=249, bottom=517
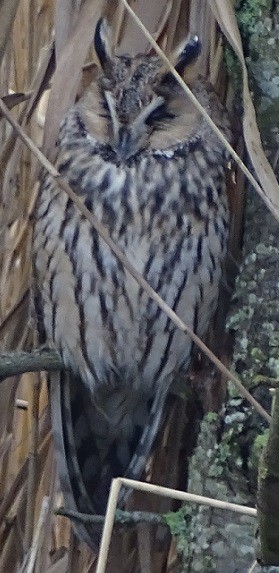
left=117, top=0, right=170, bottom=54
left=209, top=0, right=279, bottom=221
left=0, top=92, right=31, bottom=116
left=43, top=0, right=105, bottom=159
left=0, top=0, right=21, bottom=63
left=54, top=0, right=78, bottom=60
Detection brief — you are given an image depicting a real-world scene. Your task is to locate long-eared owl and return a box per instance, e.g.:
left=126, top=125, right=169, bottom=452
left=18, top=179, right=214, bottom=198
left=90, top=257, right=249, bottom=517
left=33, top=18, right=231, bottom=549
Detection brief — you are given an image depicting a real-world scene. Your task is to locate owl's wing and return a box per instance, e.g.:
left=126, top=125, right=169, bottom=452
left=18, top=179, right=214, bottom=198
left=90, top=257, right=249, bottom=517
left=50, top=370, right=169, bottom=550
left=50, top=372, right=99, bottom=548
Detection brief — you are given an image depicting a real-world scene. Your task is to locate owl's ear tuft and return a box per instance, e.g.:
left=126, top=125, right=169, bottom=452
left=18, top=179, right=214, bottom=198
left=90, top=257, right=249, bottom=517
left=175, top=35, right=201, bottom=75
left=94, top=18, right=113, bottom=73
left=161, top=35, right=201, bottom=85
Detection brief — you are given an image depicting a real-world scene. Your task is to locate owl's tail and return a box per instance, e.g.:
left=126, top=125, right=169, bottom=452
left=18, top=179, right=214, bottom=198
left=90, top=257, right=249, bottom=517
left=50, top=371, right=168, bottom=551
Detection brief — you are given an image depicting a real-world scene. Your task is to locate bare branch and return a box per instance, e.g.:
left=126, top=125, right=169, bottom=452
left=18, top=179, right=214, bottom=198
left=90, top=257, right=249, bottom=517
left=55, top=507, right=165, bottom=526
left=0, top=347, right=63, bottom=381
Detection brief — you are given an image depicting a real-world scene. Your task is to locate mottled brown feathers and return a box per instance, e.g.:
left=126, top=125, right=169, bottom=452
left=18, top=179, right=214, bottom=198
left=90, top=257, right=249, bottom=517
left=32, top=18, right=231, bottom=550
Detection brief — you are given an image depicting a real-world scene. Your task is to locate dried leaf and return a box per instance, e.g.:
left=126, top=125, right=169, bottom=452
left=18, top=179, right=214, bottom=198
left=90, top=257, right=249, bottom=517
left=0, top=42, right=55, bottom=229
left=189, top=0, right=215, bottom=76
left=0, top=0, right=21, bottom=63
left=47, top=553, right=68, bottom=573
left=209, top=0, right=279, bottom=221
left=117, top=0, right=170, bottom=54
left=43, top=0, right=105, bottom=158
left=0, top=414, right=50, bottom=525
left=54, top=0, right=78, bottom=59
left=0, top=92, right=31, bottom=116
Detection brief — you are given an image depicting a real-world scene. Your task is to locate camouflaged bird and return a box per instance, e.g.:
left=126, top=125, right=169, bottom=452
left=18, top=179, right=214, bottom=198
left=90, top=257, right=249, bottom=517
left=33, top=19, right=231, bottom=549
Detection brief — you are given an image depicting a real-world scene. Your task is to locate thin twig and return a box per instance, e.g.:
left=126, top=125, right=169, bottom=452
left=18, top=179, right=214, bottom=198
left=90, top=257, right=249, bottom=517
left=0, top=97, right=271, bottom=424
left=55, top=507, right=166, bottom=525
left=0, top=289, right=29, bottom=338
left=97, top=479, right=122, bottom=573
left=96, top=477, right=258, bottom=573
left=120, top=479, right=257, bottom=516
left=15, top=399, right=29, bottom=409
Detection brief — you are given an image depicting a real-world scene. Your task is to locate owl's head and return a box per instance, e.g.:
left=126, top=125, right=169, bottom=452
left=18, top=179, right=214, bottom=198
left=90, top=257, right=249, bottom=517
left=94, top=19, right=200, bottom=99
left=81, top=18, right=202, bottom=160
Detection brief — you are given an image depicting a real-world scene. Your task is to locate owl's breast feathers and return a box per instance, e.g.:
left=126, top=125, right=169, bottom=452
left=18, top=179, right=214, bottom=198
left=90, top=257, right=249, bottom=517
left=32, top=20, right=232, bottom=549
left=34, top=85, right=230, bottom=390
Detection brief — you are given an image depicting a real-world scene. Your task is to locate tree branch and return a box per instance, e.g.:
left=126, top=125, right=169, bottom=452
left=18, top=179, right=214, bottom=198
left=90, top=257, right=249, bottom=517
left=55, top=507, right=166, bottom=526
left=0, top=346, right=63, bottom=381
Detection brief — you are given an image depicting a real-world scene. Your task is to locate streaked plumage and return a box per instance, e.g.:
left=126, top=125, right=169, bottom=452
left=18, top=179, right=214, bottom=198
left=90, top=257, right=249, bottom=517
left=33, top=19, right=231, bottom=549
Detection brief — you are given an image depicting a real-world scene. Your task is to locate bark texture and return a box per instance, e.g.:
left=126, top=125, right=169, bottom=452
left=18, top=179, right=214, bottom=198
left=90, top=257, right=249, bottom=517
left=172, top=1, right=279, bottom=570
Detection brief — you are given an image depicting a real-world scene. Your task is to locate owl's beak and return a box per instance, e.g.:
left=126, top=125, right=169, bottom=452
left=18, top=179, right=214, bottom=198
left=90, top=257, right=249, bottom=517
left=104, top=88, right=166, bottom=160
left=115, top=126, right=134, bottom=160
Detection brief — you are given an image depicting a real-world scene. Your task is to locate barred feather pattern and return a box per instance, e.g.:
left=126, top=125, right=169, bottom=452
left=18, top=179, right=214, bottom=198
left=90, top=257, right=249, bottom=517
left=33, top=25, right=231, bottom=549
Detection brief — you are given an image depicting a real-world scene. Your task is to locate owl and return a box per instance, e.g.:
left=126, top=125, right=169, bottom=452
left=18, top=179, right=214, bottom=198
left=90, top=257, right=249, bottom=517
left=33, top=19, right=231, bottom=549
